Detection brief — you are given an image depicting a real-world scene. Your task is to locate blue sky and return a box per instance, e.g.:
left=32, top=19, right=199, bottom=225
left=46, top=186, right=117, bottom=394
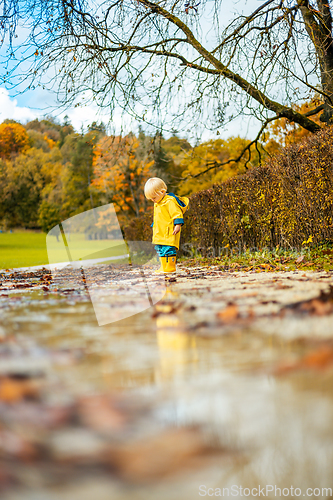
left=0, top=0, right=266, bottom=141
left=0, top=85, right=261, bottom=141
left=0, top=86, right=129, bottom=134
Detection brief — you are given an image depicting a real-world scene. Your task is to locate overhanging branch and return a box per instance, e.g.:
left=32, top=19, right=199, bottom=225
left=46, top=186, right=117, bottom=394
left=138, top=0, right=322, bottom=133
left=180, top=115, right=281, bottom=182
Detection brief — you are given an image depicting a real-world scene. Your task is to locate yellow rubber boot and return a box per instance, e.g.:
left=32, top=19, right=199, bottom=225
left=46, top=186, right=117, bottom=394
left=164, top=255, right=176, bottom=274
left=155, top=256, right=167, bottom=274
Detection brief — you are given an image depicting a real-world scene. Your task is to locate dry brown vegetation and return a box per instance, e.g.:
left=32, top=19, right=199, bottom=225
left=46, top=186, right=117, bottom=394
left=125, top=126, right=333, bottom=252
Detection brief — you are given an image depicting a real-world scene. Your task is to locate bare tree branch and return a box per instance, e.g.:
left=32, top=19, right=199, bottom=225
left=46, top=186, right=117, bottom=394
left=180, top=115, right=281, bottom=181
left=1, top=0, right=332, bottom=140
left=305, top=103, right=325, bottom=116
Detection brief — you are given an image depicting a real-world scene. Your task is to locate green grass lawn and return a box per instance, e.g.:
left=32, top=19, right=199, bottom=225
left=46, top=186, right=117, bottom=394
left=0, top=230, right=128, bottom=270
left=0, top=231, right=49, bottom=269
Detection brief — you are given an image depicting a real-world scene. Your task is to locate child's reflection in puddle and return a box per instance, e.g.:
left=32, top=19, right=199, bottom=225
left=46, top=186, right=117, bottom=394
left=155, top=289, right=198, bottom=381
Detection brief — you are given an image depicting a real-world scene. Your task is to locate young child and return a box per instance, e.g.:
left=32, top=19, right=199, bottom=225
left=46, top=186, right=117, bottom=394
left=144, top=177, right=189, bottom=273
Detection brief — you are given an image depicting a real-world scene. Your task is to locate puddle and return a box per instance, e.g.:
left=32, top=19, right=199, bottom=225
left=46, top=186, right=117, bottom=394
left=0, top=268, right=333, bottom=499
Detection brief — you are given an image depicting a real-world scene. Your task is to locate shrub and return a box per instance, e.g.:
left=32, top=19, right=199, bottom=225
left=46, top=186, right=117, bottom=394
left=124, top=126, right=333, bottom=254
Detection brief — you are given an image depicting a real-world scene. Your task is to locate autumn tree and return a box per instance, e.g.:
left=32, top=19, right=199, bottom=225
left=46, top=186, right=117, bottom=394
left=0, top=118, right=98, bottom=231
left=0, top=146, right=63, bottom=228
left=38, top=200, right=61, bottom=233
left=60, top=128, right=105, bottom=217
left=134, top=129, right=187, bottom=192
left=26, top=116, right=75, bottom=148
left=158, top=134, right=192, bottom=190
left=178, top=137, right=262, bottom=195
left=0, top=122, right=30, bottom=159
left=91, top=134, right=154, bottom=221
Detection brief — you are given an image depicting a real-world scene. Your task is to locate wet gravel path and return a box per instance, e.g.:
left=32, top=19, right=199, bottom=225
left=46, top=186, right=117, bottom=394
left=0, top=265, right=333, bottom=499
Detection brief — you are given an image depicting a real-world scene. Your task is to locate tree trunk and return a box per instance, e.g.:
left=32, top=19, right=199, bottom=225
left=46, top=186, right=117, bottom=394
left=298, top=0, right=333, bottom=123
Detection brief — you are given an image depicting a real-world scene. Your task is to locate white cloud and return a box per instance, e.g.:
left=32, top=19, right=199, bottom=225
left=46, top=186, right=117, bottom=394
left=59, top=104, right=112, bottom=132
left=0, top=87, right=126, bottom=133
left=0, top=86, right=259, bottom=141
left=0, top=88, right=39, bottom=123
left=58, top=102, right=133, bottom=136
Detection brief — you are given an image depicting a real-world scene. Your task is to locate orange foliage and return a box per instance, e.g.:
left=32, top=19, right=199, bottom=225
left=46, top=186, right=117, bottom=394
left=0, top=122, right=30, bottom=159
left=92, top=134, right=154, bottom=220
left=263, top=98, right=324, bottom=155
left=178, top=137, right=254, bottom=196
left=43, top=134, right=56, bottom=149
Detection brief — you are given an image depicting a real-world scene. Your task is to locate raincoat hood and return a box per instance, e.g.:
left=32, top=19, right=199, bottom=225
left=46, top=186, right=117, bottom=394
left=166, top=193, right=190, bottom=213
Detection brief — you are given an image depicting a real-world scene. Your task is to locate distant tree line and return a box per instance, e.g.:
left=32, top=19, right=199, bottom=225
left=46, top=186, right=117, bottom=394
left=0, top=117, right=194, bottom=232
left=0, top=105, right=319, bottom=233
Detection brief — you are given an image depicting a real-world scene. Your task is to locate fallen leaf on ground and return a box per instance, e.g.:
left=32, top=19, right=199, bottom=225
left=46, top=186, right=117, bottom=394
left=275, top=345, right=333, bottom=374
left=302, top=346, right=333, bottom=369
left=282, top=285, right=333, bottom=316
left=276, top=283, right=292, bottom=289
left=0, top=377, right=41, bottom=403
left=217, top=303, right=240, bottom=323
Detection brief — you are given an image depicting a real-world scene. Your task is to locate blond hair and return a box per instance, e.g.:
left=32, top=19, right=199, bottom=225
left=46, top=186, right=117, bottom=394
left=144, top=177, right=167, bottom=200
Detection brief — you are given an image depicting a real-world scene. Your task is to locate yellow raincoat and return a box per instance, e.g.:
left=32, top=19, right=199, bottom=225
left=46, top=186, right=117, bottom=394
left=152, top=193, right=189, bottom=249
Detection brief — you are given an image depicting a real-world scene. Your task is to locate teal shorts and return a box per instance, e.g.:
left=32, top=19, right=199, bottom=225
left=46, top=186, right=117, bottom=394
left=154, top=245, right=177, bottom=257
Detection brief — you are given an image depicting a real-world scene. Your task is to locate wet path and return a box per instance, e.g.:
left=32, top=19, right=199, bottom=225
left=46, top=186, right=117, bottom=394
left=0, top=265, right=333, bottom=499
